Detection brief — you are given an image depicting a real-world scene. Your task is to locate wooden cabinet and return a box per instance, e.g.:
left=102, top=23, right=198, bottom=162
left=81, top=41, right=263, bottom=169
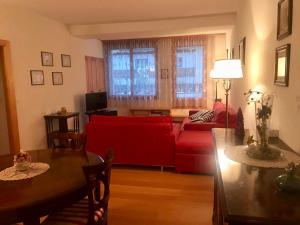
left=213, top=128, right=300, bottom=225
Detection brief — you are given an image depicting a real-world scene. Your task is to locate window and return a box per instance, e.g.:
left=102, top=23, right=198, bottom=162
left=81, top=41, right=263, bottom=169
left=109, top=47, right=157, bottom=97
left=175, top=46, right=204, bottom=98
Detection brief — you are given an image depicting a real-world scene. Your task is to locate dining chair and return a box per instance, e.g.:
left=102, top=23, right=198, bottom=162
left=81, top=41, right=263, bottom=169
left=42, top=149, right=113, bottom=225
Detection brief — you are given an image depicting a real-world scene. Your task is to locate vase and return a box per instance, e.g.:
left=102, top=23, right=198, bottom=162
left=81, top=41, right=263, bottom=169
left=246, top=98, right=281, bottom=160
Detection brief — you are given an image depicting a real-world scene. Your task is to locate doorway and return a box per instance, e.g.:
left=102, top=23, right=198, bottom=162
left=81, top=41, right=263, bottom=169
left=0, top=40, right=20, bottom=154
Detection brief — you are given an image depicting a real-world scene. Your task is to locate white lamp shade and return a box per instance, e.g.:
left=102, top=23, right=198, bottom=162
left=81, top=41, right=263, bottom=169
left=212, top=59, right=243, bottom=79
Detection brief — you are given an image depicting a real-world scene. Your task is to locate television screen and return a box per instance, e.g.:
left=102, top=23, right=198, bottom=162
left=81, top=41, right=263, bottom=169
left=85, top=92, right=107, bottom=112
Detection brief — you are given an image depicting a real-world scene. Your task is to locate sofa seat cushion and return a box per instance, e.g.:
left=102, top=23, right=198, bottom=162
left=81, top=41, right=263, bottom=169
left=176, top=131, right=213, bottom=155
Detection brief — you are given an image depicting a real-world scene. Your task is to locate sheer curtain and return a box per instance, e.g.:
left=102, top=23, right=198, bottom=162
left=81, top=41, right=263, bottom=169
left=172, top=35, right=213, bottom=108
left=103, top=36, right=215, bottom=111
left=85, top=56, right=106, bottom=92
left=103, top=39, right=158, bottom=108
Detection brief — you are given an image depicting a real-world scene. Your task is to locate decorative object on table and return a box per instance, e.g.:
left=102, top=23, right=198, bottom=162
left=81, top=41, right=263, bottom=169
left=211, top=59, right=243, bottom=128
left=277, top=0, right=293, bottom=40
left=224, top=145, right=300, bottom=168
left=244, top=89, right=281, bottom=160
left=41, top=51, right=54, bottom=66
left=234, top=107, right=245, bottom=145
left=14, top=150, right=31, bottom=171
left=61, top=54, right=71, bottom=67
left=0, top=150, right=50, bottom=181
left=30, top=70, right=44, bottom=85
left=160, top=69, right=168, bottom=79
left=274, top=44, right=290, bottom=87
left=52, top=72, right=63, bottom=85
left=239, top=37, right=246, bottom=65
left=276, top=162, right=300, bottom=192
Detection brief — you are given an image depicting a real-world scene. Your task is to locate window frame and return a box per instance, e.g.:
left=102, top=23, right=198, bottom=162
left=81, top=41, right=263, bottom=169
left=108, top=46, right=158, bottom=98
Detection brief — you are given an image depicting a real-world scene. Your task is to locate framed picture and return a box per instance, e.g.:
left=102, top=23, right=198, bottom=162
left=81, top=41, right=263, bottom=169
left=61, top=54, right=71, bottom=67
left=30, top=70, right=44, bottom=85
left=239, top=37, right=246, bottom=65
left=277, top=0, right=293, bottom=40
left=52, top=72, right=63, bottom=85
left=161, top=69, right=168, bottom=79
left=274, top=44, right=290, bottom=87
left=41, top=51, right=54, bottom=66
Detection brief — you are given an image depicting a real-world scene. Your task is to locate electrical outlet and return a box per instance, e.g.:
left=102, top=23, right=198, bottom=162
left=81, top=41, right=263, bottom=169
left=296, top=96, right=300, bottom=111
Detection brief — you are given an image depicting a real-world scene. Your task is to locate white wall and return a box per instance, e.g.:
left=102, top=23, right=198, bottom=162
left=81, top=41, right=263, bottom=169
left=0, top=3, right=102, bottom=151
left=0, top=56, right=10, bottom=155
left=231, top=0, right=300, bottom=151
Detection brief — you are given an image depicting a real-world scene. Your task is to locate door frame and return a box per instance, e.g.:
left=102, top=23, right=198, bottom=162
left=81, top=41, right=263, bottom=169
left=0, top=39, right=20, bottom=154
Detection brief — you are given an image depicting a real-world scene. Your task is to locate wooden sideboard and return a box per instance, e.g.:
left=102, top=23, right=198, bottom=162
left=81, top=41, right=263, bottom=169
left=213, top=128, right=300, bottom=225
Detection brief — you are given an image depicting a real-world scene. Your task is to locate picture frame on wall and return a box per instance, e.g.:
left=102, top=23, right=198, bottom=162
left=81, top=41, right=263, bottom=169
left=41, top=51, right=54, bottom=66
left=52, top=72, right=63, bottom=85
left=277, top=0, right=293, bottom=40
left=239, top=37, right=246, bottom=65
left=61, top=54, right=71, bottom=67
left=274, top=44, right=290, bottom=87
left=30, top=70, right=44, bottom=85
left=160, top=69, right=168, bottom=79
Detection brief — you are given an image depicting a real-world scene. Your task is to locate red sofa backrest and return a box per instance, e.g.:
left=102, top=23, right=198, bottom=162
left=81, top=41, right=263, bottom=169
left=85, top=120, right=175, bottom=166
left=90, top=115, right=174, bottom=129
left=212, top=102, right=237, bottom=125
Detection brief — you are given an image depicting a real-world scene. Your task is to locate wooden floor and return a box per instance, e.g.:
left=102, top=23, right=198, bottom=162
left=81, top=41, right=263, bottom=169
left=108, top=167, right=214, bottom=225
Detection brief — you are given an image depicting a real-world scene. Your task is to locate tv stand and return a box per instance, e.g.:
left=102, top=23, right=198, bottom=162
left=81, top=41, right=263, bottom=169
left=86, top=108, right=118, bottom=120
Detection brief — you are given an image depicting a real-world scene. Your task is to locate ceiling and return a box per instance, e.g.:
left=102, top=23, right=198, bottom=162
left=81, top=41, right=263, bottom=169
left=1, top=0, right=239, bottom=25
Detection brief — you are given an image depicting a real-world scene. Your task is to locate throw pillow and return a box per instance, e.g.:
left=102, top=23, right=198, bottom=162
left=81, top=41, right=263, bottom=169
left=190, top=110, right=214, bottom=122
left=189, top=109, right=209, bottom=121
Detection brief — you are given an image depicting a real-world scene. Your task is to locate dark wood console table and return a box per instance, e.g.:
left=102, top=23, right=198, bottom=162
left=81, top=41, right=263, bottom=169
left=213, top=128, right=300, bottom=225
left=44, top=112, right=80, bottom=148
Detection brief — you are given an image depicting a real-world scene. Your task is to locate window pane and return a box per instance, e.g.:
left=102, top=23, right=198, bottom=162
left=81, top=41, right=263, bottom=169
left=133, top=48, right=156, bottom=96
left=176, top=46, right=203, bottom=98
left=110, top=49, right=131, bottom=96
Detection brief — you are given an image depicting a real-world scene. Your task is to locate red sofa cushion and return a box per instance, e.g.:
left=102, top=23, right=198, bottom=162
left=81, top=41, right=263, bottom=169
left=175, top=131, right=213, bottom=155
left=212, top=102, right=237, bottom=124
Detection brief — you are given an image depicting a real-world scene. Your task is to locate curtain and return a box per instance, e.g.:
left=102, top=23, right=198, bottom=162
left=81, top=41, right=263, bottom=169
left=85, top=56, right=105, bottom=92
left=103, top=39, right=159, bottom=108
left=172, top=35, right=211, bottom=108
left=103, top=36, right=215, bottom=111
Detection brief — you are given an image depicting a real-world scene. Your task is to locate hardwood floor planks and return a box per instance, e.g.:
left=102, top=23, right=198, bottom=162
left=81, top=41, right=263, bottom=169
left=108, top=167, right=214, bottom=225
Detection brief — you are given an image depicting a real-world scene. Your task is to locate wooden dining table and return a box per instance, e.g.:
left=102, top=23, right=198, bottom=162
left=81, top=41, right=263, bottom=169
left=0, top=149, right=102, bottom=225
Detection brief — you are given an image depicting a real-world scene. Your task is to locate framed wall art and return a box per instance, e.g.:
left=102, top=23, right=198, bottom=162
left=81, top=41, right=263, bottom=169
left=41, top=51, right=54, bottom=66
left=277, top=0, right=293, bottom=40
left=274, top=44, right=290, bottom=87
left=160, top=69, right=168, bottom=79
left=30, top=70, right=44, bottom=85
left=52, top=72, right=63, bottom=85
left=61, top=54, right=71, bottom=67
left=239, top=37, right=246, bottom=65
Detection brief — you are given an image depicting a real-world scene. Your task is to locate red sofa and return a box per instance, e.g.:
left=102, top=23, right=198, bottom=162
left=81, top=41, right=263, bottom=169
left=175, top=102, right=237, bottom=174
left=182, top=101, right=237, bottom=131
left=85, top=116, right=180, bottom=167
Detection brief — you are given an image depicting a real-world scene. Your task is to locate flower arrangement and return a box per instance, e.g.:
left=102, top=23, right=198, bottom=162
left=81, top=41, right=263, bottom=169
left=244, top=89, right=281, bottom=160
left=14, top=150, right=31, bottom=171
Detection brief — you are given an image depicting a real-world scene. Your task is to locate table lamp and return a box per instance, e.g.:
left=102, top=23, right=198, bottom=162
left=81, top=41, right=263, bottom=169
left=212, top=59, right=243, bottom=128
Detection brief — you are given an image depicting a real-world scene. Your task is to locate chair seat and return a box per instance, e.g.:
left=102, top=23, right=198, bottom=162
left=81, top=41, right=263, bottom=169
left=43, top=197, right=105, bottom=225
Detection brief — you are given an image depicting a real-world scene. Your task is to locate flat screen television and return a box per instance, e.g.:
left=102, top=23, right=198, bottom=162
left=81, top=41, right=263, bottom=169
left=85, top=92, right=107, bottom=112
